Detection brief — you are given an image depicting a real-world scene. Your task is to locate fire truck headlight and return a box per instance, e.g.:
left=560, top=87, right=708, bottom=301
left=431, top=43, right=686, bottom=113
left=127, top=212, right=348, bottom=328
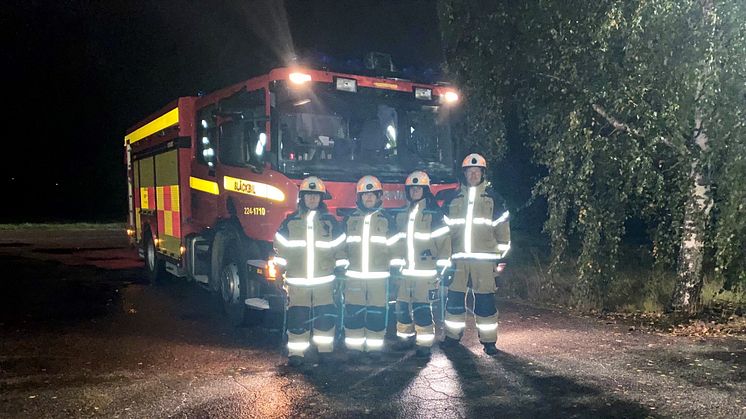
left=441, top=90, right=460, bottom=104
left=289, top=72, right=312, bottom=85
left=266, top=257, right=280, bottom=281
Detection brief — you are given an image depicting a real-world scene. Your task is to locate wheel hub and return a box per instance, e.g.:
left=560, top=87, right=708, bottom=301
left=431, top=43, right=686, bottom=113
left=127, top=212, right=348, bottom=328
left=221, top=263, right=240, bottom=303
left=147, top=239, right=155, bottom=271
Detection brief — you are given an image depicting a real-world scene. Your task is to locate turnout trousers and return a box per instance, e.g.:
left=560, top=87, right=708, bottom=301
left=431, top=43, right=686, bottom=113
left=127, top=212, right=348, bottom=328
left=396, top=275, right=437, bottom=348
left=286, top=283, right=337, bottom=358
left=343, top=277, right=388, bottom=352
left=444, top=260, right=499, bottom=343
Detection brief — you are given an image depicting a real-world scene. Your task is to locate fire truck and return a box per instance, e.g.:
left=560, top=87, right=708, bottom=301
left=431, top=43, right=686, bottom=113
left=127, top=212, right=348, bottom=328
left=124, top=59, right=461, bottom=327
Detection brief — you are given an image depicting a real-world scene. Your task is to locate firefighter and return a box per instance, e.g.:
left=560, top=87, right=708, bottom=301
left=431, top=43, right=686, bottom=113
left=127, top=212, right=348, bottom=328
left=442, top=153, right=511, bottom=355
left=339, top=175, right=396, bottom=361
left=390, top=170, right=451, bottom=358
left=274, top=176, right=346, bottom=367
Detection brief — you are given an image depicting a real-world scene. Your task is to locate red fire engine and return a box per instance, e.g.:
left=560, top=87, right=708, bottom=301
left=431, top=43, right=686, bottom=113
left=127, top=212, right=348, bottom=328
left=125, top=62, right=461, bottom=326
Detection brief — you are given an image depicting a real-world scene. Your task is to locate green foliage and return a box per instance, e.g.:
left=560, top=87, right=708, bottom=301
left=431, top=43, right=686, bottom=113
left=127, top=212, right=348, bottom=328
left=437, top=0, right=510, bottom=161
left=438, top=0, right=746, bottom=308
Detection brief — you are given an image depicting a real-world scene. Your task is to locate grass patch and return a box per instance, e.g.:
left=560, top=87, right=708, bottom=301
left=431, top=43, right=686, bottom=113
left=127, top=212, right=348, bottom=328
left=606, top=269, right=676, bottom=313
left=501, top=236, right=746, bottom=315
left=701, top=277, right=746, bottom=316
left=0, top=222, right=126, bottom=231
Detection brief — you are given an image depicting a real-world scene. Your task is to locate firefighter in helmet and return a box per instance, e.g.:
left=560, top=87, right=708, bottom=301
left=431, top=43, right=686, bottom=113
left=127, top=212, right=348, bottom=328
left=339, top=175, right=397, bottom=361
left=390, top=170, right=451, bottom=358
left=274, top=176, right=346, bottom=367
left=442, top=154, right=510, bottom=355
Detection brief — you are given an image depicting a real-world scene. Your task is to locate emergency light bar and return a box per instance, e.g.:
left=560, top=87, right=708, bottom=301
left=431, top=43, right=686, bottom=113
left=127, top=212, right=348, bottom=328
left=335, top=77, right=357, bottom=92
left=414, top=87, right=432, bottom=100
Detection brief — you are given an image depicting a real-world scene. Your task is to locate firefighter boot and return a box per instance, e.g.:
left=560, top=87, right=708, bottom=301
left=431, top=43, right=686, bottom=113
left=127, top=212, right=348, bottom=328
left=366, top=351, right=382, bottom=362
left=441, top=336, right=461, bottom=349
left=347, top=350, right=364, bottom=363
left=394, top=336, right=415, bottom=351
left=415, top=346, right=431, bottom=358
left=288, top=356, right=304, bottom=367
left=318, top=352, right=334, bottom=364
left=483, top=343, right=499, bottom=356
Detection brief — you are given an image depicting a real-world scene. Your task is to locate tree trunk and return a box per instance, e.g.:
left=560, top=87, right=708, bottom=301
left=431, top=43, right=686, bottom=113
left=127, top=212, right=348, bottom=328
left=670, top=114, right=712, bottom=313
left=670, top=0, right=716, bottom=314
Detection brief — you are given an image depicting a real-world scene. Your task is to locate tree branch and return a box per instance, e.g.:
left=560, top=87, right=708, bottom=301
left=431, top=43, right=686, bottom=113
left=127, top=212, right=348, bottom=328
left=591, top=103, right=642, bottom=136
left=591, top=103, right=688, bottom=156
left=533, top=70, right=689, bottom=156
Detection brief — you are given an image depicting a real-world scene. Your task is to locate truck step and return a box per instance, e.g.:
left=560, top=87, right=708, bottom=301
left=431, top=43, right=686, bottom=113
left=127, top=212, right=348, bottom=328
left=165, top=261, right=186, bottom=278
left=190, top=237, right=210, bottom=277
left=245, top=298, right=270, bottom=310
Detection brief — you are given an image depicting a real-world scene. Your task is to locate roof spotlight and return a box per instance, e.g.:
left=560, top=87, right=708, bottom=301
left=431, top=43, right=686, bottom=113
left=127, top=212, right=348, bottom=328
left=289, top=72, right=312, bottom=85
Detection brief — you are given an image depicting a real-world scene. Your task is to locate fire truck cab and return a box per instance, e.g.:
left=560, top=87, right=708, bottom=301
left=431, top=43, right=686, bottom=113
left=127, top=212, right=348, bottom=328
left=125, top=63, right=461, bottom=328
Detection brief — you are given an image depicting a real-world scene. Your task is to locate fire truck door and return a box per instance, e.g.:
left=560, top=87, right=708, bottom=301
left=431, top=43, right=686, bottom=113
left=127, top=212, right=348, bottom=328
left=189, top=105, right=220, bottom=226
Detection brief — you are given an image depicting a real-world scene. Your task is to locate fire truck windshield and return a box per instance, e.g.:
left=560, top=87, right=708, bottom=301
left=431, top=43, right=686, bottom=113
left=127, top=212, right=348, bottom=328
left=272, top=82, right=456, bottom=183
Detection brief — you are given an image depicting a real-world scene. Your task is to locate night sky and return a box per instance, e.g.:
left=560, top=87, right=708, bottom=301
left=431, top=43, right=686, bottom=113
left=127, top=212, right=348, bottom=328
left=4, top=0, right=442, bottom=222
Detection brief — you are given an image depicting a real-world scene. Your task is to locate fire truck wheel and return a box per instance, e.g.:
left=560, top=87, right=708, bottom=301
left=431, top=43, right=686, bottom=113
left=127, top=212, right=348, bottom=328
left=144, top=232, right=166, bottom=283
left=209, top=232, right=229, bottom=293
left=220, top=243, right=249, bottom=327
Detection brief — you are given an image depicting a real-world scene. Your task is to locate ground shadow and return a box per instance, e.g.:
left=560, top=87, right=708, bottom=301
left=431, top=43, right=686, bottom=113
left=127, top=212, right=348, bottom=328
left=628, top=346, right=746, bottom=390
left=0, top=254, right=137, bottom=327
left=0, top=252, right=279, bottom=351
left=278, top=347, right=425, bottom=417
left=441, top=344, right=658, bottom=418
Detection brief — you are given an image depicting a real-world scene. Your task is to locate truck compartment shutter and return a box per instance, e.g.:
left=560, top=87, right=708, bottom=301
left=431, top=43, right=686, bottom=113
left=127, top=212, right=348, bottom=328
left=155, top=149, right=181, bottom=257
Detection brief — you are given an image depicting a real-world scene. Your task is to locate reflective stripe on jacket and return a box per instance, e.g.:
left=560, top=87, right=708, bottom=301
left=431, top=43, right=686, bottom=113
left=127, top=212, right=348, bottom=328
left=275, top=207, right=345, bottom=286
left=341, top=208, right=396, bottom=279
left=391, top=199, right=451, bottom=277
left=445, top=182, right=510, bottom=261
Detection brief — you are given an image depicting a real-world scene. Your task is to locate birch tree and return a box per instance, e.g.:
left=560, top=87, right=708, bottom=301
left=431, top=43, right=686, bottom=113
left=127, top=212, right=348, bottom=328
left=438, top=0, right=746, bottom=311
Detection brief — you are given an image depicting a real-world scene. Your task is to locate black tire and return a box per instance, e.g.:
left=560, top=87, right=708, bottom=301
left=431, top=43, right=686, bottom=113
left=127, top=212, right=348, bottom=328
left=218, top=234, right=263, bottom=327
left=209, top=232, right=227, bottom=293
left=144, top=232, right=166, bottom=284
left=183, top=237, right=195, bottom=283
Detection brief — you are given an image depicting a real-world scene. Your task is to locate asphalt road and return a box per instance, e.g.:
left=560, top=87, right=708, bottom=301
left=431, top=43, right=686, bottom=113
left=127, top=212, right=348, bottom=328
left=0, top=227, right=744, bottom=418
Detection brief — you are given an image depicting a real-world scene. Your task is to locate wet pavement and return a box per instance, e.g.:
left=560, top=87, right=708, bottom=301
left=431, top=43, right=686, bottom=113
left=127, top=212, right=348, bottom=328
left=0, top=226, right=745, bottom=418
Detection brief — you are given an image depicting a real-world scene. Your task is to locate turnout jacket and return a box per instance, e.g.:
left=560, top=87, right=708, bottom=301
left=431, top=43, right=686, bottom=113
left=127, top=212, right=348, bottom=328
left=274, top=205, right=346, bottom=286
left=445, top=182, right=510, bottom=261
left=390, top=198, right=451, bottom=277
left=341, top=208, right=397, bottom=279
